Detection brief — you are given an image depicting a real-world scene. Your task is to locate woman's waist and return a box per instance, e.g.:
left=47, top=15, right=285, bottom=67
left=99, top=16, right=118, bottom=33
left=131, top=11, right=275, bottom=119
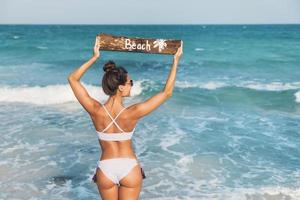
left=99, top=150, right=137, bottom=161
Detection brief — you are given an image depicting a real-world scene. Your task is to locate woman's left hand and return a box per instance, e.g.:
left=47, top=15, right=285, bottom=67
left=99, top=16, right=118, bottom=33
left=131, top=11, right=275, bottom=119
left=92, top=37, right=101, bottom=59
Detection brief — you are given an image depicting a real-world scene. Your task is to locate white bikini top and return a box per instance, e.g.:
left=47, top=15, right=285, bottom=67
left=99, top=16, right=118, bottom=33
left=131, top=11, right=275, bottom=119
left=96, top=104, right=136, bottom=141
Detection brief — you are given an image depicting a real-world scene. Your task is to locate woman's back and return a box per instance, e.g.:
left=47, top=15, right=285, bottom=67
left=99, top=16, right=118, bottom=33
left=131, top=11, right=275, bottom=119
left=91, top=103, right=139, bottom=160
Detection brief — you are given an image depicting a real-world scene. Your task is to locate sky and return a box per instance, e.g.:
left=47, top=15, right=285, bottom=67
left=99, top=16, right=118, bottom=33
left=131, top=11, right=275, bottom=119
left=1, top=0, right=300, bottom=24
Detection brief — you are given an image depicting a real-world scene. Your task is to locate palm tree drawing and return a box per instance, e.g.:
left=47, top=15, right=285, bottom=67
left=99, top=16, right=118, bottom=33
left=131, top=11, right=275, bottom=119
left=153, top=39, right=167, bottom=52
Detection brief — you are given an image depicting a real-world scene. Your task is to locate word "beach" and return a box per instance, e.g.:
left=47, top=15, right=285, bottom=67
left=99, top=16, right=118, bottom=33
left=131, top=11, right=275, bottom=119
left=124, top=39, right=151, bottom=51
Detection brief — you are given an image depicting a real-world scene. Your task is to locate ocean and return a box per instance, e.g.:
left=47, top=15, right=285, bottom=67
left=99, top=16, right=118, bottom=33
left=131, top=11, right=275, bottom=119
left=0, top=24, right=299, bottom=200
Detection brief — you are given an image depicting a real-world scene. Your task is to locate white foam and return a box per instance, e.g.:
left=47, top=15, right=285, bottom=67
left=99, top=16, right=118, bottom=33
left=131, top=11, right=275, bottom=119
left=36, top=46, right=48, bottom=50
left=195, top=48, right=204, bottom=51
left=241, top=81, right=300, bottom=91
left=176, top=154, right=195, bottom=168
left=295, top=90, right=300, bottom=103
left=0, top=81, right=142, bottom=105
left=159, top=132, right=183, bottom=153
left=1, top=79, right=299, bottom=105
left=159, top=117, right=187, bottom=158
left=176, top=80, right=227, bottom=90
left=130, top=80, right=143, bottom=96
left=176, top=80, right=300, bottom=91
left=223, top=186, right=300, bottom=200
left=2, top=142, right=44, bottom=154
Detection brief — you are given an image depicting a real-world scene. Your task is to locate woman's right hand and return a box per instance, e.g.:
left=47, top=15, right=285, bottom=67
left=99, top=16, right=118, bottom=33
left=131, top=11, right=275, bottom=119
left=174, top=41, right=183, bottom=62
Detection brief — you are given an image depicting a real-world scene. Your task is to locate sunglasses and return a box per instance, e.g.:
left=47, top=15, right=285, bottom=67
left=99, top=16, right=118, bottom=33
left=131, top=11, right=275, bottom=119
left=126, top=79, right=133, bottom=86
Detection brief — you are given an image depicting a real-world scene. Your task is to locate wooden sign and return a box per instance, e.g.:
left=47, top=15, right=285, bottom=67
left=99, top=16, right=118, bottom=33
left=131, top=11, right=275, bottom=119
left=97, top=33, right=182, bottom=55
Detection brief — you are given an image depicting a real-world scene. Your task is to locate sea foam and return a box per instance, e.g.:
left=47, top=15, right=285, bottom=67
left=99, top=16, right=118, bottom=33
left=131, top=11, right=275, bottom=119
left=295, top=90, right=300, bottom=103
left=175, top=80, right=300, bottom=91
left=0, top=81, right=142, bottom=105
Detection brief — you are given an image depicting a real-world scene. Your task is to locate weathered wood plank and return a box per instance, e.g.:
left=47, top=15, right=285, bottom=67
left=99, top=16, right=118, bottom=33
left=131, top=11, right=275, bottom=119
left=97, top=33, right=182, bottom=55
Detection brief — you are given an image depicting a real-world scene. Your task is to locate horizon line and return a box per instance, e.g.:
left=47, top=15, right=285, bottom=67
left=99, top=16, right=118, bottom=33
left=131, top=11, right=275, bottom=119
left=0, top=22, right=300, bottom=26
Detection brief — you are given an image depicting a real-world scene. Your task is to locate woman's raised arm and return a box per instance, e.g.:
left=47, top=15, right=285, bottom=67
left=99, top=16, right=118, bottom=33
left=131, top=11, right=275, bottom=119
left=128, top=41, right=183, bottom=120
left=67, top=37, right=101, bottom=115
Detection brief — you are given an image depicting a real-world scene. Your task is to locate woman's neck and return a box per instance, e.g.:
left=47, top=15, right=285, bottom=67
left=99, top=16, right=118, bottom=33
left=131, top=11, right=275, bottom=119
left=105, top=95, right=124, bottom=108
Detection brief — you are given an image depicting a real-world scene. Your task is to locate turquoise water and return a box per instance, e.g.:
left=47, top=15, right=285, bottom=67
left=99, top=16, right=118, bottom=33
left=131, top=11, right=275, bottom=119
left=0, top=24, right=300, bottom=199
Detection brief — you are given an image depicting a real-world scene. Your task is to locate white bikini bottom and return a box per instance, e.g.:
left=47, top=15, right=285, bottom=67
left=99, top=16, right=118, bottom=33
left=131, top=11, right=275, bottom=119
left=92, top=157, right=146, bottom=186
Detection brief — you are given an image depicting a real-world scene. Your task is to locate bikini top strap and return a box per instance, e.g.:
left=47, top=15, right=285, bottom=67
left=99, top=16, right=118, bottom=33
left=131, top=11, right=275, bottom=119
left=101, top=104, right=126, bottom=132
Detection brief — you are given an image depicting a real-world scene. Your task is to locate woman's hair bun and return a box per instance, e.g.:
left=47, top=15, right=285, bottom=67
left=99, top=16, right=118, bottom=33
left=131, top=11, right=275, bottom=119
left=103, top=60, right=117, bottom=73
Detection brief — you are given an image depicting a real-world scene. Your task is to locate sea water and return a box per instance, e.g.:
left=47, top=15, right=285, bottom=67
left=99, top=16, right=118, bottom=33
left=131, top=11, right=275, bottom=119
left=0, top=24, right=300, bottom=200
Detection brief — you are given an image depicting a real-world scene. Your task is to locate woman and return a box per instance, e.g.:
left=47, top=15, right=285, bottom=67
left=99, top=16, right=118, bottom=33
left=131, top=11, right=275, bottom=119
left=68, top=37, right=183, bottom=200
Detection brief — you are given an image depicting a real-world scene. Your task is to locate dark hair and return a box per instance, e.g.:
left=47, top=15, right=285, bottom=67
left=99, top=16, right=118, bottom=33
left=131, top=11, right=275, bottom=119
left=102, top=60, right=128, bottom=96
